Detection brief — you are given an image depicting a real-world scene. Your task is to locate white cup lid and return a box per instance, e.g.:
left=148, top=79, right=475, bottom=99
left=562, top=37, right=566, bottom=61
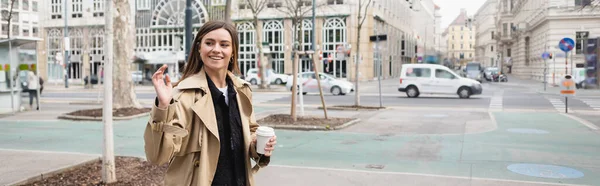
left=256, top=126, right=275, bottom=136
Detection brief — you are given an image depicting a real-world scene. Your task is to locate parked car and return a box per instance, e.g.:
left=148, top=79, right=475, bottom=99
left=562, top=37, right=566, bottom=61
left=464, top=62, right=484, bottom=82
left=132, top=71, right=143, bottom=84
left=84, top=75, right=100, bottom=85
left=286, top=72, right=354, bottom=95
left=398, top=64, right=482, bottom=98
left=483, top=67, right=499, bottom=81
left=244, top=68, right=288, bottom=85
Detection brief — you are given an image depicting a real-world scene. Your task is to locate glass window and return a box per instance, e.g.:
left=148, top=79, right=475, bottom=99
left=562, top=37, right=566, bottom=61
left=436, top=69, right=456, bottom=79
left=237, top=22, right=257, bottom=77
left=23, top=0, right=29, bottom=10
left=263, top=20, right=285, bottom=74
left=405, top=68, right=431, bottom=78
left=32, top=1, right=37, bottom=11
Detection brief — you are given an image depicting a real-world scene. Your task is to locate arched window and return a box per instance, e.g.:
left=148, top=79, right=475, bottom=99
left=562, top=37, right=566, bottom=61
left=237, top=22, right=256, bottom=76
left=144, top=0, right=208, bottom=52
left=151, top=0, right=207, bottom=27
left=322, top=18, right=347, bottom=78
left=263, top=20, right=284, bottom=74
left=89, top=28, right=104, bottom=76
left=68, top=28, right=83, bottom=79
left=296, top=19, right=313, bottom=72
left=47, top=29, right=63, bottom=81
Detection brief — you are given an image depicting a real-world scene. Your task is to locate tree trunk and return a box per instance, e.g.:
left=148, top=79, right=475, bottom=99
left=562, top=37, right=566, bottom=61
left=113, top=0, right=141, bottom=108
left=253, top=16, right=268, bottom=89
left=354, top=25, right=362, bottom=106
left=225, top=0, right=232, bottom=22
left=291, top=51, right=298, bottom=122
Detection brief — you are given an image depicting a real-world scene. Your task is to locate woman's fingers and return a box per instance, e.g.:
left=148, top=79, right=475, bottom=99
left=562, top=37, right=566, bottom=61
left=165, top=74, right=172, bottom=87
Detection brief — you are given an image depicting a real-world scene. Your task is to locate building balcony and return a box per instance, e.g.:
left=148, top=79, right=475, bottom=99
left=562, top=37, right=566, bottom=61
left=495, top=33, right=513, bottom=45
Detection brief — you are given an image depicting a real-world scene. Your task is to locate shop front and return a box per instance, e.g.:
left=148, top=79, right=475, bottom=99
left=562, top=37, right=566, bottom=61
left=0, top=38, right=42, bottom=114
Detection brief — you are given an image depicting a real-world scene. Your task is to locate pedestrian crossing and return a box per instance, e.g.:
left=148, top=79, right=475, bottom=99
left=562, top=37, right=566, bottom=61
left=547, top=97, right=574, bottom=113
left=579, top=98, right=600, bottom=111
left=489, top=91, right=504, bottom=111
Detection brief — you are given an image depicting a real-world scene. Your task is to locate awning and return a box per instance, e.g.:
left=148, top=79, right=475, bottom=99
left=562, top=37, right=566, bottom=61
left=0, top=37, right=42, bottom=47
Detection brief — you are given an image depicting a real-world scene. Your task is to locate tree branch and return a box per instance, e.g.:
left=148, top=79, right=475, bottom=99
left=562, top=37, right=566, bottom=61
left=358, top=0, right=372, bottom=28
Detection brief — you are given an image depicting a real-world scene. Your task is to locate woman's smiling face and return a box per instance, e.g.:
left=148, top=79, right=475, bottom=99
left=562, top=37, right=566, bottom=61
left=199, top=28, right=233, bottom=72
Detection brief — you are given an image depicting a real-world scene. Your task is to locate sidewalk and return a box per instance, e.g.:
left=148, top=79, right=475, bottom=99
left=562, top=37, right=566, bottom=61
left=44, top=84, right=156, bottom=93
left=506, top=74, right=600, bottom=97
left=44, top=84, right=288, bottom=93
left=0, top=149, right=99, bottom=186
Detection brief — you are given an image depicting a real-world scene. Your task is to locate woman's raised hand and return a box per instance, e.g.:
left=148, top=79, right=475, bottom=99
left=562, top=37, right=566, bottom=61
left=152, top=64, right=173, bottom=109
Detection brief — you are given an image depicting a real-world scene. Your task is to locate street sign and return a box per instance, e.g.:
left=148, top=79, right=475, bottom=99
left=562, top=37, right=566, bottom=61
left=369, top=35, right=388, bottom=41
left=558, top=38, right=575, bottom=52
left=560, top=75, right=576, bottom=96
left=542, top=52, right=550, bottom=59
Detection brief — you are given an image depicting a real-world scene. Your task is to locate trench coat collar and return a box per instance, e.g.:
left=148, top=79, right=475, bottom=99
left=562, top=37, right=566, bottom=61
left=179, top=67, right=252, bottom=144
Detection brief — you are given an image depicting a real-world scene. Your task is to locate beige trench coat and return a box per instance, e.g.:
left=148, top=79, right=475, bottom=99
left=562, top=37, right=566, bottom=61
left=144, top=68, right=270, bottom=186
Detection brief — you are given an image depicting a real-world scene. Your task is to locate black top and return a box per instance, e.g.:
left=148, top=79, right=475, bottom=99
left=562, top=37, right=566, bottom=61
left=206, top=75, right=247, bottom=186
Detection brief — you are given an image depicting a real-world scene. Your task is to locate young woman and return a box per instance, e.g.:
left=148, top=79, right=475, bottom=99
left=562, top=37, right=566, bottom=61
left=144, top=20, right=277, bottom=186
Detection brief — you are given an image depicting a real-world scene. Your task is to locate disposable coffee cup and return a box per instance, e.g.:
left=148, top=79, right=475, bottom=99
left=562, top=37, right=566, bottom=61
left=256, top=126, right=275, bottom=154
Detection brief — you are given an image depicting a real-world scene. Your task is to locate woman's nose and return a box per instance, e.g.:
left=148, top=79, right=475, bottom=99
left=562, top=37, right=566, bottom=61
left=211, top=45, right=222, bottom=53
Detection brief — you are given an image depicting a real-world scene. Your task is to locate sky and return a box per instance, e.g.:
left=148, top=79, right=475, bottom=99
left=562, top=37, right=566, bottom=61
left=433, top=0, right=487, bottom=29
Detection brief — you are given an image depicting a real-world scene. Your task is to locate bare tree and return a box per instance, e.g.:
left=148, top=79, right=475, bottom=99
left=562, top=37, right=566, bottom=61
left=244, top=0, right=269, bottom=88
left=354, top=0, right=372, bottom=107
left=1, top=0, right=17, bottom=114
left=112, top=0, right=141, bottom=108
left=277, top=0, right=330, bottom=121
left=1, top=0, right=16, bottom=39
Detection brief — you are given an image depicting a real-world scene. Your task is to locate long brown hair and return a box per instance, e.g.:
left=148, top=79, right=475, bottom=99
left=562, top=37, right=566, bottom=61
left=175, top=20, right=240, bottom=86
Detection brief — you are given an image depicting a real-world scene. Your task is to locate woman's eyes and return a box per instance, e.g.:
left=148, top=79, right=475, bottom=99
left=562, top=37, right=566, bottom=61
left=204, top=42, right=229, bottom=47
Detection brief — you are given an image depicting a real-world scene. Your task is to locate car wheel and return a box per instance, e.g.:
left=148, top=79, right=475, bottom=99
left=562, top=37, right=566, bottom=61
left=406, top=86, right=419, bottom=98
left=458, top=87, right=471, bottom=99
left=250, top=79, right=257, bottom=85
left=331, top=86, right=342, bottom=95
left=275, top=78, right=283, bottom=85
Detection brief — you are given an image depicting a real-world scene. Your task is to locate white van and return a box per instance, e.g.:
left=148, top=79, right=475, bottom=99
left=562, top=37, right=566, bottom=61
left=398, top=64, right=483, bottom=98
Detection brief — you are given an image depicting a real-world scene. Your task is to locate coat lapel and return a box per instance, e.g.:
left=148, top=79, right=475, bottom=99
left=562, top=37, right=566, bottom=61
left=177, top=69, right=252, bottom=145
left=179, top=68, right=220, bottom=142
left=191, top=91, right=219, bottom=142
left=235, top=87, right=252, bottom=156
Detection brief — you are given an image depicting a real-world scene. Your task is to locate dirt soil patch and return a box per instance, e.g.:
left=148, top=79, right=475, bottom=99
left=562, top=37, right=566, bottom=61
left=20, top=156, right=167, bottom=186
left=258, top=114, right=354, bottom=128
left=66, top=107, right=151, bottom=118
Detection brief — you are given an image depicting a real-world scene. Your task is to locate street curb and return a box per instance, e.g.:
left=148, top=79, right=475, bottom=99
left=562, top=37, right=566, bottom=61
left=57, top=112, right=150, bottom=121
left=262, top=118, right=361, bottom=131
left=317, top=106, right=387, bottom=111
left=8, top=157, right=101, bottom=186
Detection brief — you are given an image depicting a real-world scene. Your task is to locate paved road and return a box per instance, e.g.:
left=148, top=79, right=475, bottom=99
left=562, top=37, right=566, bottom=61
left=39, top=79, right=600, bottom=113
left=1, top=108, right=599, bottom=185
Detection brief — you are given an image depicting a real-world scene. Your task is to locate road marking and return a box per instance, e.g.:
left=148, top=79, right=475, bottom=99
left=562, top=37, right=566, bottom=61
left=489, top=90, right=504, bottom=111
left=561, top=113, right=599, bottom=130
left=547, top=97, right=574, bottom=113
left=269, top=164, right=588, bottom=186
left=578, top=99, right=600, bottom=111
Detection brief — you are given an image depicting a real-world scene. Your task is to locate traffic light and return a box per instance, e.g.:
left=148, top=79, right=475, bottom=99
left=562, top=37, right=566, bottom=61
left=549, top=53, right=553, bottom=59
